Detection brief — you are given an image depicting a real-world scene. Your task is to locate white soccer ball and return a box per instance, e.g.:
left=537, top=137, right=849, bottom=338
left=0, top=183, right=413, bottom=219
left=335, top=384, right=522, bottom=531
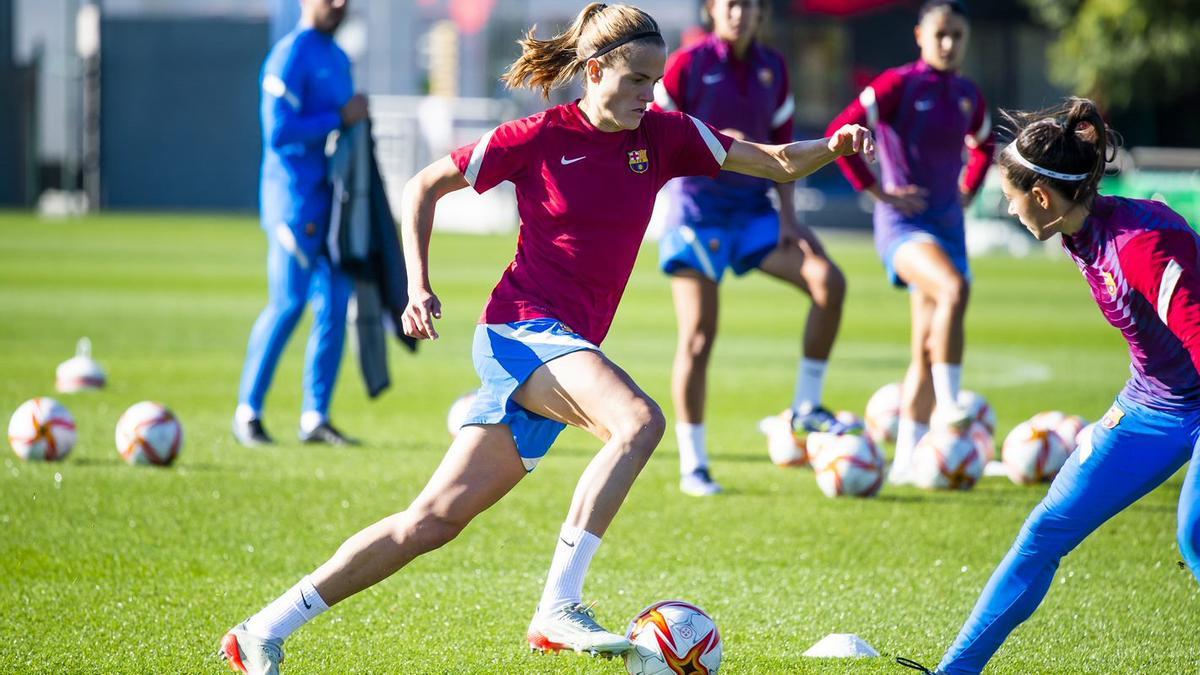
left=957, top=389, right=996, bottom=434
left=1001, top=420, right=1068, bottom=484
left=761, top=410, right=808, bottom=467
left=115, top=401, right=182, bottom=466
left=1075, top=422, right=1096, bottom=455
left=865, top=382, right=902, bottom=443
left=55, top=337, right=106, bottom=393
left=446, top=391, right=477, bottom=437
left=624, top=600, right=722, bottom=675
left=1030, top=411, right=1087, bottom=454
left=911, top=429, right=984, bottom=490
left=8, top=397, right=77, bottom=461
left=967, top=420, right=996, bottom=463
left=809, top=432, right=885, bottom=498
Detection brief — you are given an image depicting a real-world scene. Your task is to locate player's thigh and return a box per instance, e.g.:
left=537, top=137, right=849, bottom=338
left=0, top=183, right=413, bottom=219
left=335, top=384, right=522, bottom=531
left=670, top=270, right=720, bottom=339
left=513, top=349, right=661, bottom=442
left=408, top=424, right=527, bottom=522
left=893, top=239, right=968, bottom=302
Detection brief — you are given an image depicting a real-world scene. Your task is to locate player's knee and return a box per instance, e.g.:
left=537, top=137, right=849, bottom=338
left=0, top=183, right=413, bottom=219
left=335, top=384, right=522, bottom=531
left=1178, top=515, right=1200, bottom=566
left=399, top=508, right=466, bottom=552
left=811, top=262, right=846, bottom=307
left=681, top=326, right=716, bottom=361
left=613, top=398, right=665, bottom=458
left=936, top=275, right=969, bottom=312
left=269, top=296, right=306, bottom=326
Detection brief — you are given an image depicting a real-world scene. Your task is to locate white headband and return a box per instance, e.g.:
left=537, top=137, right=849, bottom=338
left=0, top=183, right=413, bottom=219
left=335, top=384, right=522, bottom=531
left=1005, top=143, right=1090, bottom=182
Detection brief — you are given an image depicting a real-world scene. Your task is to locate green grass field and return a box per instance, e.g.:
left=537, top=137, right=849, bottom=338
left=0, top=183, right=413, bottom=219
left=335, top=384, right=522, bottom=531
left=0, top=212, right=1195, bottom=674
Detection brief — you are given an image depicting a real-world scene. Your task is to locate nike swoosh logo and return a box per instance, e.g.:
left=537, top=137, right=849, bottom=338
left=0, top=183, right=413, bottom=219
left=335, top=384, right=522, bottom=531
left=559, top=536, right=576, bottom=547
left=560, top=155, right=586, bottom=165
left=701, top=73, right=724, bottom=84
left=300, top=590, right=312, bottom=610
left=914, top=100, right=934, bottom=111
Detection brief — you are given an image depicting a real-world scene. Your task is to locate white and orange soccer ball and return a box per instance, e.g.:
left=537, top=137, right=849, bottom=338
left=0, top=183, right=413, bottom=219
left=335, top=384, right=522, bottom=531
left=115, top=401, right=182, bottom=466
left=957, top=389, right=996, bottom=435
left=865, top=382, right=902, bottom=444
left=8, top=397, right=77, bottom=461
left=446, top=391, right=478, bottom=437
left=624, top=600, right=722, bottom=675
left=1001, top=420, right=1068, bottom=484
left=759, top=410, right=808, bottom=467
left=1030, top=411, right=1087, bottom=454
left=1075, top=422, right=1097, bottom=455
left=55, top=337, right=106, bottom=393
left=911, top=429, right=984, bottom=490
left=808, top=432, right=885, bottom=498
left=967, top=421, right=996, bottom=463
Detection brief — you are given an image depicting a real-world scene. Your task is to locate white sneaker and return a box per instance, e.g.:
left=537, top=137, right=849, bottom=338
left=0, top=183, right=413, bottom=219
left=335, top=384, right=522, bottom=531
left=887, top=462, right=914, bottom=486
left=679, top=468, right=723, bottom=497
left=219, top=624, right=284, bottom=675
left=527, top=602, right=631, bottom=657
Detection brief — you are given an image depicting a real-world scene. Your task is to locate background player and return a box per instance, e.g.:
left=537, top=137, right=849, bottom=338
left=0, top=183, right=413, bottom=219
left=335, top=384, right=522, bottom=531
left=234, top=0, right=368, bottom=447
left=827, top=0, right=994, bottom=483
left=218, top=3, right=873, bottom=672
left=653, top=0, right=850, bottom=496
left=900, top=97, right=1200, bottom=674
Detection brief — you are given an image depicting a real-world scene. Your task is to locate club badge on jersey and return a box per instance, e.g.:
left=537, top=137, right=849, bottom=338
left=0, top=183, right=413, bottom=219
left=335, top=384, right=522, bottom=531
left=1100, top=405, right=1125, bottom=429
left=628, top=149, right=649, bottom=174
left=1102, top=271, right=1118, bottom=298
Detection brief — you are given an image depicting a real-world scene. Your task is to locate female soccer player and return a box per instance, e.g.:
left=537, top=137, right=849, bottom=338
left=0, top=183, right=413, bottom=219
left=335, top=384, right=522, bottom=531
left=218, top=3, right=872, bottom=672
left=899, top=97, right=1200, bottom=674
left=654, top=0, right=850, bottom=497
left=827, top=0, right=994, bottom=483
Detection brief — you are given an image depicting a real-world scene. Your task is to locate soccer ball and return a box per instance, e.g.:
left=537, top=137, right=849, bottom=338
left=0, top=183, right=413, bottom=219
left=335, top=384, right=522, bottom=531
left=911, top=429, right=984, bottom=490
left=115, top=401, right=182, bottom=466
left=957, top=389, right=996, bottom=434
left=8, top=397, right=77, bottom=461
left=760, top=410, right=807, bottom=467
left=624, top=600, right=722, bottom=675
left=1075, top=422, right=1096, bottom=455
left=835, top=410, right=866, bottom=435
left=865, top=382, right=902, bottom=443
left=967, top=421, right=996, bottom=463
left=1030, top=411, right=1087, bottom=454
left=809, top=432, right=884, bottom=498
left=1001, top=420, right=1068, bottom=484
left=55, top=337, right=106, bottom=393
left=446, top=391, right=477, bottom=437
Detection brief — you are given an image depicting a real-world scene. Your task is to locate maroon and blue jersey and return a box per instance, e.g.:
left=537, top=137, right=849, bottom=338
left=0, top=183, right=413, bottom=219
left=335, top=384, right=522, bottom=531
left=653, top=34, right=794, bottom=225
left=828, top=60, right=994, bottom=256
left=450, top=102, right=733, bottom=345
left=1063, top=196, right=1200, bottom=410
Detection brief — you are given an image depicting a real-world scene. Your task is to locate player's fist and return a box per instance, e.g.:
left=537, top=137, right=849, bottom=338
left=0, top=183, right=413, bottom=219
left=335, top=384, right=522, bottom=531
left=341, top=94, right=370, bottom=127
left=827, top=124, right=874, bottom=160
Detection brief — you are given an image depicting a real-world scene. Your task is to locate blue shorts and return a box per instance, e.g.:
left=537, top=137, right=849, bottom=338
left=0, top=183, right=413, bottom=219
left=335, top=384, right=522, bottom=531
left=464, top=318, right=599, bottom=472
left=883, top=231, right=971, bottom=290
left=659, top=211, right=779, bottom=282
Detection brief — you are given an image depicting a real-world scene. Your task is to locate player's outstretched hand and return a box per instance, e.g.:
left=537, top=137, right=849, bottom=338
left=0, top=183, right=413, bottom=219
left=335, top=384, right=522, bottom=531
left=827, top=124, right=874, bottom=161
left=402, top=289, right=442, bottom=340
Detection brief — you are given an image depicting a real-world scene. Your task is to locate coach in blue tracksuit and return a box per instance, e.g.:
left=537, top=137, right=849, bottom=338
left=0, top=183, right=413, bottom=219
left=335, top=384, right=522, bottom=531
left=234, top=0, right=367, bottom=447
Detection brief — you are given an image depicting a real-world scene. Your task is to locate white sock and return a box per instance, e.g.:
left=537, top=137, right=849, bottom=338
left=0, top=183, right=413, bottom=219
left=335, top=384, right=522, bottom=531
left=235, top=404, right=259, bottom=424
left=930, top=363, right=962, bottom=410
left=676, top=422, right=709, bottom=475
left=793, top=358, right=828, bottom=412
left=243, top=576, right=329, bottom=641
left=893, top=418, right=929, bottom=472
left=537, top=524, right=602, bottom=616
left=299, top=410, right=326, bottom=433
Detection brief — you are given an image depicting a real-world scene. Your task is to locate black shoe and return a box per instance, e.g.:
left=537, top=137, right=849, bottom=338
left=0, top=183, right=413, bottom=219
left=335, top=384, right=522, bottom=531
left=298, top=422, right=359, bottom=446
left=232, top=417, right=274, bottom=447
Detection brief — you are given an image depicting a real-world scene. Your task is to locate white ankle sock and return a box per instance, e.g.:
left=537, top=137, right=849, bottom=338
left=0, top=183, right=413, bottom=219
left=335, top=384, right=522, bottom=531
left=676, top=422, right=709, bottom=475
left=930, top=363, right=962, bottom=410
left=299, top=410, right=326, bottom=433
left=537, top=524, right=602, bottom=616
left=793, top=358, right=828, bottom=412
left=243, top=576, right=329, bottom=641
left=893, top=418, right=929, bottom=471
left=235, top=404, right=259, bottom=424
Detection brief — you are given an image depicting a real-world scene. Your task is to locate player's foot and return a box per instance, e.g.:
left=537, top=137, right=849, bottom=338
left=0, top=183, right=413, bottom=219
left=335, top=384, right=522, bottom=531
left=298, top=422, right=359, bottom=446
left=679, top=467, right=723, bottom=496
left=233, top=417, right=274, bottom=447
left=793, top=404, right=852, bottom=435
left=218, top=624, right=284, bottom=675
left=895, top=656, right=939, bottom=673
left=887, top=462, right=914, bottom=486
left=526, top=602, right=631, bottom=657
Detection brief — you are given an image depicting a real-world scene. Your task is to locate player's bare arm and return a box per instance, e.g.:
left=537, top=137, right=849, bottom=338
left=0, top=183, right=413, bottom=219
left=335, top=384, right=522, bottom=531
left=722, top=124, right=874, bottom=183
left=398, top=155, right=468, bottom=340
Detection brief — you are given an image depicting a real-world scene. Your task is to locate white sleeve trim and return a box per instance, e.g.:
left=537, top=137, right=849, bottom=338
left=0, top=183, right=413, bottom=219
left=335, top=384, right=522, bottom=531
left=966, top=110, right=992, bottom=149
left=463, top=127, right=497, bottom=189
left=859, top=86, right=878, bottom=128
left=263, top=74, right=301, bottom=111
left=654, top=81, right=677, bottom=111
left=1157, top=259, right=1184, bottom=324
left=771, top=94, right=795, bottom=129
left=687, top=114, right=727, bottom=167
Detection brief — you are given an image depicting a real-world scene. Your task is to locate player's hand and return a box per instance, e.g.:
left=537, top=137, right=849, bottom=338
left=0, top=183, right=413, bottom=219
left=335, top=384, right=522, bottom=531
left=402, top=288, right=441, bottom=340
left=778, top=216, right=825, bottom=256
left=827, top=124, right=874, bottom=161
left=340, top=94, right=369, bottom=127
left=881, top=185, right=929, bottom=217
left=719, top=128, right=747, bottom=141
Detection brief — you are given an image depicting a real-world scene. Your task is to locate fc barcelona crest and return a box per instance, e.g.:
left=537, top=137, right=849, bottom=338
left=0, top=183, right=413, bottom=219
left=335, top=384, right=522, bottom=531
left=628, top=148, right=649, bottom=174
left=1102, top=271, right=1117, bottom=298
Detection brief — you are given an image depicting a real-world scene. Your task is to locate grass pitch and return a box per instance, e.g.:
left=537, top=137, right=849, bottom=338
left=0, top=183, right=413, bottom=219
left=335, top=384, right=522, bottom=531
left=0, top=212, right=1195, bottom=673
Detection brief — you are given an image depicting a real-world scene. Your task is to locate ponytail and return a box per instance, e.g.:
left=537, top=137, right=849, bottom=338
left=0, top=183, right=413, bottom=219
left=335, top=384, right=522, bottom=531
left=502, top=3, right=663, bottom=100
left=998, top=97, right=1120, bottom=204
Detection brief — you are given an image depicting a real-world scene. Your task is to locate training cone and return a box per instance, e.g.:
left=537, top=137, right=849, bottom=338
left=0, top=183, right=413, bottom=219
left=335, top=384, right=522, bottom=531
left=803, top=633, right=880, bottom=658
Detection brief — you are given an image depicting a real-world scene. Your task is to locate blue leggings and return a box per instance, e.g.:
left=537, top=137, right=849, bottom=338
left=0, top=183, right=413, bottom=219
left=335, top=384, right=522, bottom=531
left=938, top=394, right=1200, bottom=674
left=237, top=230, right=352, bottom=417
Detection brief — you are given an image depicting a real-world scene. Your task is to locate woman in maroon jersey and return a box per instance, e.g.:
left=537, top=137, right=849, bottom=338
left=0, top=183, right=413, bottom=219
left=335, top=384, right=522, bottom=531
left=219, top=4, right=872, bottom=671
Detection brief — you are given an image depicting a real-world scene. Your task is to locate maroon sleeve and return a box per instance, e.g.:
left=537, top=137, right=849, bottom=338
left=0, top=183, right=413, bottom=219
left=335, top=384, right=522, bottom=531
left=1119, top=228, right=1200, bottom=374
left=658, top=111, right=734, bottom=179
left=449, top=115, right=539, bottom=194
left=826, top=68, right=906, bottom=192
left=961, top=86, right=995, bottom=197
left=651, top=48, right=690, bottom=113
left=769, top=61, right=795, bottom=145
